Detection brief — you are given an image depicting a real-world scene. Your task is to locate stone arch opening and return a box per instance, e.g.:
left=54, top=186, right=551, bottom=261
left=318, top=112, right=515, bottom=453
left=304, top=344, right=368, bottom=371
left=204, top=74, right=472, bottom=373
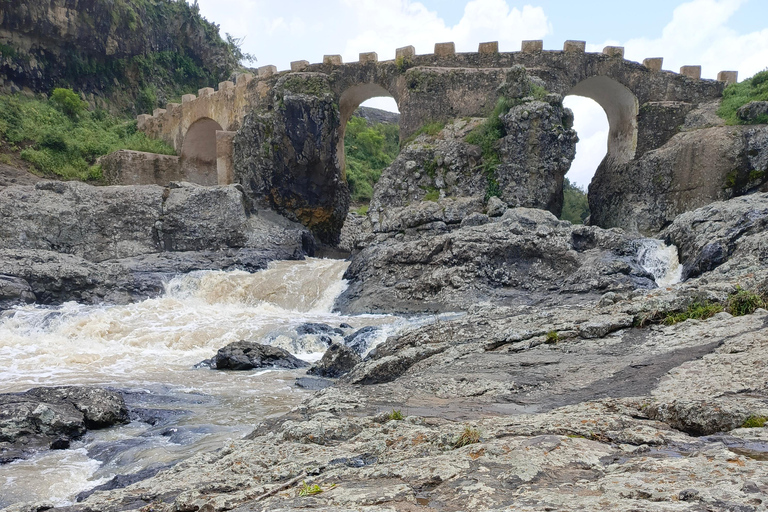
left=180, top=117, right=223, bottom=186
left=337, top=83, right=401, bottom=205
left=567, top=76, right=638, bottom=165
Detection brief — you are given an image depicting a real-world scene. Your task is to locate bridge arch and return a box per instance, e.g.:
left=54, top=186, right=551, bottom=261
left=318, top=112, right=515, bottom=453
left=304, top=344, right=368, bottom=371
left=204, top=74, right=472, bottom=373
left=337, top=83, right=400, bottom=177
left=566, top=76, right=638, bottom=165
left=180, top=117, right=224, bottom=186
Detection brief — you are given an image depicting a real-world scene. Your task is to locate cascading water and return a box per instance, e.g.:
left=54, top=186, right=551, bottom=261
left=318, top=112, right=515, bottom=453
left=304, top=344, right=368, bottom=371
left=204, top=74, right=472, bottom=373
left=0, top=258, right=403, bottom=509
left=636, top=239, right=683, bottom=287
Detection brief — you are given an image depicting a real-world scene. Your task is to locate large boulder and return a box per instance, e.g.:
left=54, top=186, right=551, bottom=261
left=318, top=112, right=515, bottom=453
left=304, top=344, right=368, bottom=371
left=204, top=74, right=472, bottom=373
left=208, top=341, right=309, bottom=371
left=0, top=386, right=129, bottom=463
left=662, top=192, right=768, bottom=280
left=307, top=342, right=362, bottom=378
left=233, top=73, right=349, bottom=246
left=589, top=123, right=768, bottom=235
left=337, top=207, right=658, bottom=314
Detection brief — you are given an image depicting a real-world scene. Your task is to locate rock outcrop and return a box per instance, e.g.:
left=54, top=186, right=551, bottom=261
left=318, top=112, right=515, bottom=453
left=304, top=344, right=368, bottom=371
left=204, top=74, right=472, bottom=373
left=0, top=181, right=313, bottom=309
left=233, top=73, right=349, bottom=246
left=307, top=343, right=362, bottom=378
left=338, top=207, right=657, bottom=314
left=207, top=341, right=308, bottom=371
left=0, top=386, right=129, bottom=463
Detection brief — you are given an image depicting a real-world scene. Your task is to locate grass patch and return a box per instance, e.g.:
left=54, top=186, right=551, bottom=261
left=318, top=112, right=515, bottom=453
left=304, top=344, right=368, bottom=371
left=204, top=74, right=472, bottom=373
left=453, top=426, right=481, bottom=449
left=741, top=416, right=768, bottom=428
left=561, top=177, right=590, bottom=224
left=727, top=286, right=766, bottom=316
left=545, top=331, right=560, bottom=344
left=355, top=205, right=369, bottom=216
left=298, top=482, right=332, bottom=497
left=401, top=121, right=446, bottom=147
left=635, top=286, right=767, bottom=327
left=0, top=91, right=175, bottom=181
left=717, top=69, right=768, bottom=125
left=663, top=302, right=724, bottom=325
left=387, top=409, right=404, bottom=421
left=423, top=187, right=440, bottom=202
left=344, top=116, right=399, bottom=203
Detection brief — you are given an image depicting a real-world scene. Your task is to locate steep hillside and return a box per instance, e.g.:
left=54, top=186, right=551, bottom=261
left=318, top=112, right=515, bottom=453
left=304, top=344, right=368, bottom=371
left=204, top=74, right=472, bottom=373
left=0, top=0, right=244, bottom=112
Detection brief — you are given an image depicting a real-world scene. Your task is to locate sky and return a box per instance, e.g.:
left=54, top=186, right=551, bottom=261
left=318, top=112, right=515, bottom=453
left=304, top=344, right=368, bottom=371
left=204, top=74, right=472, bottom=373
left=194, top=0, right=768, bottom=188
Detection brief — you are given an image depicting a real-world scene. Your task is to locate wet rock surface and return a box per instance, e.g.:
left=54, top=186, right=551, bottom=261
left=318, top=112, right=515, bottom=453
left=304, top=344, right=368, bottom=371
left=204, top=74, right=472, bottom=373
left=208, top=341, right=309, bottom=371
left=307, top=343, right=362, bottom=378
left=0, top=387, right=129, bottom=464
left=0, top=181, right=312, bottom=310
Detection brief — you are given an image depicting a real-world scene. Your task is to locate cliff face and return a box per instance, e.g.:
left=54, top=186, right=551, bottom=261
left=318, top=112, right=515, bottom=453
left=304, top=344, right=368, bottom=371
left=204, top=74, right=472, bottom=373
left=0, top=0, right=239, bottom=112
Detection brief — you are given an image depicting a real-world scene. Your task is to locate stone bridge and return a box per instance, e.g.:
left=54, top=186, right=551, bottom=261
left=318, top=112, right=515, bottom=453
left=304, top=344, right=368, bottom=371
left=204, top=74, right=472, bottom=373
left=135, top=39, right=739, bottom=243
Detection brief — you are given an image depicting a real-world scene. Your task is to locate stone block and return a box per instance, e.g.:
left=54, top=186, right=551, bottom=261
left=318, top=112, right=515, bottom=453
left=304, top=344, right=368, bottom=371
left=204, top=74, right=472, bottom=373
left=218, top=81, right=234, bottom=91
left=718, top=71, right=738, bottom=84
left=680, top=65, right=702, bottom=79
left=396, top=45, right=416, bottom=60
left=257, top=65, right=277, bottom=77
left=166, top=103, right=180, bottom=112
left=152, top=108, right=166, bottom=117
left=359, top=52, right=378, bottom=64
left=236, top=73, right=253, bottom=85
left=136, top=114, right=151, bottom=129
left=291, top=60, right=309, bottom=72
left=603, top=46, right=624, bottom=58
left=478, top=41, right=499, bottom=54
left=198, top=87, right=214, bottom=97
left=216, top=131, right=237, bottom=186
left=323, top=55, right=343, bottom=66
left=181, top=94, right=196, bottom=104
left=643, top=58, right=663, bottom=71
left=521, top=40, right=543, bottom=53
left=434, top=42, right=455, bottom=57
left=563, top=40, right=586, bottom=53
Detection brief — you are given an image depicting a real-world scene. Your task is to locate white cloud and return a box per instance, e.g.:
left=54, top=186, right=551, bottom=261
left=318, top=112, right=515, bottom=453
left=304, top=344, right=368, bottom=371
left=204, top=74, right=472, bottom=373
left=563, top=96, right=608, bottom=189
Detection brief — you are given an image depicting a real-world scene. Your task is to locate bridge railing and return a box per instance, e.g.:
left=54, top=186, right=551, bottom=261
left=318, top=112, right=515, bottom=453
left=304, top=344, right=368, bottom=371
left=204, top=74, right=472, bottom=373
left=136, top=39, right=739, bottom=131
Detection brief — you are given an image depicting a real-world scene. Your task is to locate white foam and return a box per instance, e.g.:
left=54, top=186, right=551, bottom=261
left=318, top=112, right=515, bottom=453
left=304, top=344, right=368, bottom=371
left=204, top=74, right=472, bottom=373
left=636, top=239, right=683, bottom=287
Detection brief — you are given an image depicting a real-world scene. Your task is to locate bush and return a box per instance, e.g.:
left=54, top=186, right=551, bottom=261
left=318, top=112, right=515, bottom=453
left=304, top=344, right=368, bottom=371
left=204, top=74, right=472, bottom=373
left=344, top=116, right=399, bottom=203
left=561, top=178, right=590, bottom=224
left=50, top=88, right=86, bottom=118
left=1, top=93, right=175, bottom=181
left=453, top=426, right=481, bottom=448
left=717, top=69, right=768, bottom=125
left=726, top=286, right=766, bottom=316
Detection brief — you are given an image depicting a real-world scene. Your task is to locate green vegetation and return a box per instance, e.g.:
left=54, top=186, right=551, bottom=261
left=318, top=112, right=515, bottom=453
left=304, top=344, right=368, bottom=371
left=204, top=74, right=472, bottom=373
left=355, top=205, right=369, bottom=216
left=727, top=286, right=766, bottom=316
left=423, top=187, right=440, bottom=202
left=297, top=482, right=325, bottom=497
left=717, top=69, right=768, bottom=125
left=387, top=409, right=404, bottom=421
left=453, top=426, right=481, bottom=449
left=0, top=92, right=175, bottom=181
left=741, top=416, right=768, bottom=428
left=635, top=286, right=767, bottom=327
left=402, top=121, right=446, bottom=146
left=465, top=96, right=518, bottom=202
left=344, top=116, right=400, bottom=203
left=545, top=330, right=560, bottom=344
left=561, top=178, right=590, bottom=224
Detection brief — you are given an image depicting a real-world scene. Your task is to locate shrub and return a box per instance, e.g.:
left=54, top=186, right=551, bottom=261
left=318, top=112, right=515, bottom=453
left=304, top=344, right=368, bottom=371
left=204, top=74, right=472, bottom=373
left=726, top=286, right=766, bottom=316
left=50, top=88, right=86, bottom=118
left=561, top=178, right=590, bottom=224
left=387, top=409, right=404, bottom=421
left=344, top=116, right=399, bottom=203
left=717, top=69, right=768, bottom=125
left=545, top=331, right=560, bottom=344
left=453, top=426, right=481, bottom=449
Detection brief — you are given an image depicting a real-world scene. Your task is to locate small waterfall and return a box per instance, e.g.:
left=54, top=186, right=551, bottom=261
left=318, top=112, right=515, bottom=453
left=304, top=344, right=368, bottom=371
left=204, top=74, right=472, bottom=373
left=636, top=239, right=683, bottom=287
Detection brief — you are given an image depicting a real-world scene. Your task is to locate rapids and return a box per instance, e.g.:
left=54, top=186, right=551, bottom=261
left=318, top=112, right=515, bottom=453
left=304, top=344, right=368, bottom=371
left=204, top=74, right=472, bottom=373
left=0, top=258, right=404, bottom=508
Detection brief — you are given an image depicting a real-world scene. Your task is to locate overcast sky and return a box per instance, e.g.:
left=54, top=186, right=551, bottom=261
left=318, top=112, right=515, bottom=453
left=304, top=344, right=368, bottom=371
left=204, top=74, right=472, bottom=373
left=195, top=0, right=768, bottom=188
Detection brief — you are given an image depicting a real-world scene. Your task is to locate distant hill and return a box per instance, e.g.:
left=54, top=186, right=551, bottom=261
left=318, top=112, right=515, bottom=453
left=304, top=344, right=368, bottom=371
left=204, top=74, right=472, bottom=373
left=352, top=106, right=400, bottom=126
left=0, top=0, right=247, bottom=113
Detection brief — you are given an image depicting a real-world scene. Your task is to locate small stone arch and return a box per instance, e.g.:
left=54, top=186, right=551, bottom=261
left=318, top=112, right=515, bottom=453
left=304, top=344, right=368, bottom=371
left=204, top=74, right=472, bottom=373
left=337, top=83, right=399, bottom=177
left=180, top=117, right=225, bottom=186
left=567, top=76, right=639, bottom=165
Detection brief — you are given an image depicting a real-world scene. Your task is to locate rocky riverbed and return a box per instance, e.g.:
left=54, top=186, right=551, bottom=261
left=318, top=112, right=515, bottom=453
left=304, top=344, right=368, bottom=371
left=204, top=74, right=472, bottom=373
left=1, top=189, right=766, bottom=512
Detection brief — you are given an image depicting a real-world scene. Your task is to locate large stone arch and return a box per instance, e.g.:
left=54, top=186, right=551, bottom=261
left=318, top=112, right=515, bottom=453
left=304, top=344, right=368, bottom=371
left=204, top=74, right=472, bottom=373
left=337, top=83, right=399, bottom=176
left=567, top=76, right=638, bottom=166
left=180, top=117, right=225, bottom=186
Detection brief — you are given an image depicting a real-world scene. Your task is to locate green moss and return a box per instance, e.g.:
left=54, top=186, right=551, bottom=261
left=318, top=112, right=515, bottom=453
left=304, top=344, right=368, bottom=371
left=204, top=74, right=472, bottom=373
left=355, top=205, right=369, bottom=216
left=741, top=416, right=768, bottom=428
left=724, top=170, right=739, bottom=189
left=395, top=55, right=413, bottom=72
left=423, top=188, right=440, bottom=202
left=717, top=70, right=768, bottom=125
left=281, top=75, right=331, bottom=96
left=424, top=159, right=438, bottom=179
